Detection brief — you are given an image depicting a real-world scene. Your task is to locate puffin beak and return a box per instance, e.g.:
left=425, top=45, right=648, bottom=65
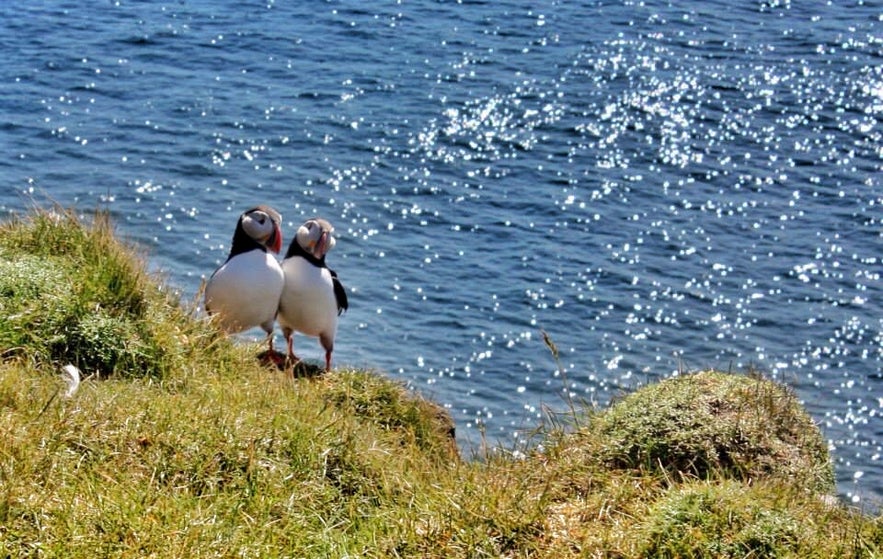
left=314, top=231, right=328, bottom=259
left=269, top=223, right=283, bottom=254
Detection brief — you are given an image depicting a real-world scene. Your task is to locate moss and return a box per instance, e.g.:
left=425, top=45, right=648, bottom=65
left=54, top=311, right=155, bottom=377
left=0, top=255, right=70, bottom=358
left=592, top=370, right=835, bottom=492
left=639, top=480, right=807, bottom=558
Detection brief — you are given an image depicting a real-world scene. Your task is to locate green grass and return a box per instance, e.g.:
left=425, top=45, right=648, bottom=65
left=0, top=208, right=218, bottom=380
left=0, top=207, right=881, bottom=558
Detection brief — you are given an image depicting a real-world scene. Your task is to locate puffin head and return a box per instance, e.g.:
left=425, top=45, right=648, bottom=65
left=296, top=218, right=336, bottom=260
left=240, top=205, right=283, bottom=254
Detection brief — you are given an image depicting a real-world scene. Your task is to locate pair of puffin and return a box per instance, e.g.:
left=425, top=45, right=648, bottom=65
left=203, top=205, right=348, bottom=372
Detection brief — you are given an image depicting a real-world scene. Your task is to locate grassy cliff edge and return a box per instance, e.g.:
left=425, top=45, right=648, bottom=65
left=1, top=208, right=880, bottom=558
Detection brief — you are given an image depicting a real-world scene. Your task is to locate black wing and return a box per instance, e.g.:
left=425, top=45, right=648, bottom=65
left=330, top=269, right=348, bottom=315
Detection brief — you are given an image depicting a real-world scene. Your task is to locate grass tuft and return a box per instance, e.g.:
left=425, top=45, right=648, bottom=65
left=0, top=207, right=227, bottom=379
left=636, top=479, right=881, bottom=558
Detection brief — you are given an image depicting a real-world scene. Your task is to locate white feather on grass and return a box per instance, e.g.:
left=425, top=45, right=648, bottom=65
left=62, top=364, right=81, bottom=398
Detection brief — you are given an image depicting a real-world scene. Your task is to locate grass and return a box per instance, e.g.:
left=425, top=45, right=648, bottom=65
left=0, top=207, right=216, bottom=380
left=0, top=207, right=881, bottom=558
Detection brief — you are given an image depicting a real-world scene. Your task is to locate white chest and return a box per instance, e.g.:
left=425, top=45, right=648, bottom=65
left=278, top=257, right=337, bottom=336
left=205, top=250, right=284, bottom=333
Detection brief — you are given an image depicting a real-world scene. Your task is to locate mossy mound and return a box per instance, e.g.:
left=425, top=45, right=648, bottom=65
left=0, top=208, right=215, bottom=378
left=593, top=370, right=834, bottom=492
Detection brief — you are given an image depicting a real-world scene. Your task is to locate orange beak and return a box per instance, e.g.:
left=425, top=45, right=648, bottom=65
left=268, top=223, right=283, bottom=254
left=313, top=231, right=328, bottom=259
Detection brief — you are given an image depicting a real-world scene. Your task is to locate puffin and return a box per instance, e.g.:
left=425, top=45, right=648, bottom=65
left=277, top=217, right=348, bottom=372
left=204, top=205, right=285, bottom=355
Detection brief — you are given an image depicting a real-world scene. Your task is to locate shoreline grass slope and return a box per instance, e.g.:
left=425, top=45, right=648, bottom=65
left=1, top=208, right=880, bottom=557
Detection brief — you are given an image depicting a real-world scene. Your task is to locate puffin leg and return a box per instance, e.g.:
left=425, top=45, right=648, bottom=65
left=264, top=332, right=284, bottom=367
left=285, top=333, right=300, bottom=365
left=320, top=334, right=334, bottom=372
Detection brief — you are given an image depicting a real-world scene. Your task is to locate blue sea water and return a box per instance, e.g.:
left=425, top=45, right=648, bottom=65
left=1, top=0, right=881, bottom=504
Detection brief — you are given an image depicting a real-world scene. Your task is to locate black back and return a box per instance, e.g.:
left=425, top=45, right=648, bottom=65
left=331, top=270, right=349, bottom=315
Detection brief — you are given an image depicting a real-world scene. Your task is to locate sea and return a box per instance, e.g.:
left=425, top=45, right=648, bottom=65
left=1, top=0, right=881, bottom=506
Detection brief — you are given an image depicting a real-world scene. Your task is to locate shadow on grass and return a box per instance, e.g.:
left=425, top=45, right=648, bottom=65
left=256, top=349, right=325, bottom=379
